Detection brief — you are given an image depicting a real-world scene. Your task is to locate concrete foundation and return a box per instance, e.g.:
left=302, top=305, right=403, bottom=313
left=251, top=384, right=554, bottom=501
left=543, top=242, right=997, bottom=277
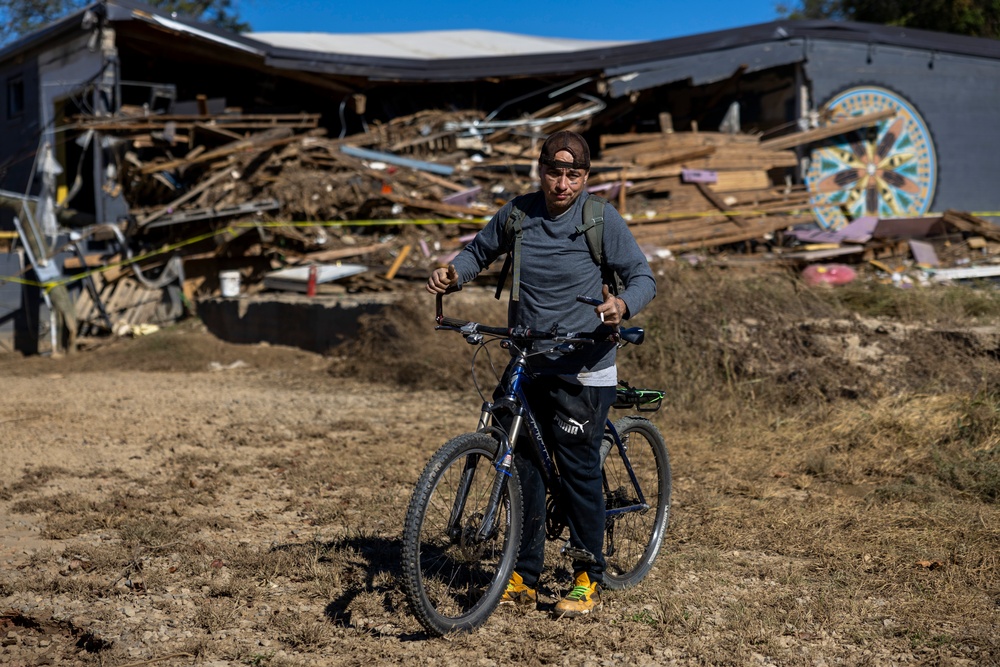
left=196, top=292, right=401, bottom=354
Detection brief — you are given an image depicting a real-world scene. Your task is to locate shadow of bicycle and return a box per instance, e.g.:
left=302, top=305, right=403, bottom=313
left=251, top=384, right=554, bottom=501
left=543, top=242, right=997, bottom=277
left=268, top=533, right=430, bottom=641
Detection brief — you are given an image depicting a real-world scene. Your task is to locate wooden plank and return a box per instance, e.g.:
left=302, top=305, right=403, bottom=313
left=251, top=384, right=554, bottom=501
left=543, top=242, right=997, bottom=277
left=941, top=210, right=1000, bottom=242
left=63, top=253, right=118, bottom=269
left=696, top=182, right=748, bottom=228
left=140, top=128, right=322, bottom=174
left=709, top=171, right=771, bottom=192
left=380, top=192, right=489, bottom=217
left=137, top=164, right=236, bottom=226
left=74, top=275, right=96, bottom=322
left=759, top=108, right=897, bottom=151
left=633, top=146, right=716, bottom=168
left=384, top=244, right=412, bottom=280
left=104, top=278, right=136, bottom=322
left=589, top=165, right=684, bottom=185
left=601, top=130, right=759, bottom=149
left=633, top=213, right=816, bottom=249
left=413, top=170, right=470, bottom=192
left=681, top=149, right=799, bottom=170
left=293, top=243, right=385, bottom=264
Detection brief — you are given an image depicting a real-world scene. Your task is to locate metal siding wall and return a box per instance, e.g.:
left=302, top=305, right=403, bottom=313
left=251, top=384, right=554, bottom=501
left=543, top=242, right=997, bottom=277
left=607, top=40, right=807, bottom=97
left=804, top=40, right=1000, bottom=217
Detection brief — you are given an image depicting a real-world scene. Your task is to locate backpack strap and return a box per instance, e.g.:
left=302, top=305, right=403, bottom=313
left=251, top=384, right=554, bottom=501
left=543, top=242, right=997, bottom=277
left=576, top=194, right=607, bottom=266
left=495, top=193, right=537, bottom=301
left=577, top=194, right=623, bottom=294
left=496, top=192, right=611, bottom=301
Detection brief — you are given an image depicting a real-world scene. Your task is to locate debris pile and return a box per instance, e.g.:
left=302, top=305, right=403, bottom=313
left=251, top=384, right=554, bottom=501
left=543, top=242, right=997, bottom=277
left=77, top=105, right=821, bottom=277
left=46, top=103, right=1000, bottom=340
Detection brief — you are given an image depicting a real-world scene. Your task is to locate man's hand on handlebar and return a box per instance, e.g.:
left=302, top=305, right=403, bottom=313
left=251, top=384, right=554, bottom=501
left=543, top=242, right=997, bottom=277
left=426, top=264, right=458, bottom=294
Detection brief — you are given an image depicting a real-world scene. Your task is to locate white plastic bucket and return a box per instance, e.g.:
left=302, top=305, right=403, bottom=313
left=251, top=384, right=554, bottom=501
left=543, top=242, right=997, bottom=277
left=219, top=270, right=241, bottom=297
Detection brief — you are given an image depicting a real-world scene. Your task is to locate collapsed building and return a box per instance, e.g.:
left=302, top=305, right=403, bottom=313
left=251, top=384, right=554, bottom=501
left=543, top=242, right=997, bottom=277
left=2, top=0, right=1000, bottom=354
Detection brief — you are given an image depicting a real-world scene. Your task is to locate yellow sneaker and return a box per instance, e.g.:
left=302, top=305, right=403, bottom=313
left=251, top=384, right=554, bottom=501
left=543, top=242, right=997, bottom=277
left=553, top=572, right=601, bottom=617
left=500, top=571, right=537, bottom=606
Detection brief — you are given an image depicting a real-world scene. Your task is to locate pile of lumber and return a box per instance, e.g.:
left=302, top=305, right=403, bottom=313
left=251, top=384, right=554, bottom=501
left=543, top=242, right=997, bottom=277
left=64, top=102, right=964, bottom=311
left=73, top=103, right=828, bottom=260
left=591, top=129, right=814, bottom=250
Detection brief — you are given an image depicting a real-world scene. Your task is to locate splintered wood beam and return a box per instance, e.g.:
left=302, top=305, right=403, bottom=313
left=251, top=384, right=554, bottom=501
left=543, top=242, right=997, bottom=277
left=291, top=243, right=385, bottom=265
left=380, top=192, right=488, bottom=217
left=140, top=128, right=323, bottom=174
left=696, top=182, right=748, bottom=228
left=136, top=162, right=237, bottom=226
left=759, top=108, right=896, bottom=151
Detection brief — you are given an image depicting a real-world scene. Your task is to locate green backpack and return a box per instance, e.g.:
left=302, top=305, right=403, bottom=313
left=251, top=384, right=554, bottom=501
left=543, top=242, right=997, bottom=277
left=494, top=192, right=621, bottom=301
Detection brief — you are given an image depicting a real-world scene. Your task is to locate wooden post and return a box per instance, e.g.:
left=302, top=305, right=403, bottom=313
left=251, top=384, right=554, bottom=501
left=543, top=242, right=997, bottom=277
left=658, top=112, right=673, bottom=134
left=384, top=244, right=412, bottom=280
left=618, top=170, right=627, bottom=215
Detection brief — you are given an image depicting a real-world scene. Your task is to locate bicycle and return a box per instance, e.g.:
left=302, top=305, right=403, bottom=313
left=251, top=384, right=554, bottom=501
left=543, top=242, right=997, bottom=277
left=400, top=291, right=672, bottom=636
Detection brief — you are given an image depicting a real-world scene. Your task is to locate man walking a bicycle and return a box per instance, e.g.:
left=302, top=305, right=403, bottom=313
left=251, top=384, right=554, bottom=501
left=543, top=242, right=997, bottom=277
left=426, top=130, right=656, bottom=617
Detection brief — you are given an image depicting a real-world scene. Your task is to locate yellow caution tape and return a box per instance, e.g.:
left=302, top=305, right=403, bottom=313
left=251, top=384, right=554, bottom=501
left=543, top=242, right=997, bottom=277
left=2, top=207, right=996, bottom=290
left=1, top=226, right=235, bottom=291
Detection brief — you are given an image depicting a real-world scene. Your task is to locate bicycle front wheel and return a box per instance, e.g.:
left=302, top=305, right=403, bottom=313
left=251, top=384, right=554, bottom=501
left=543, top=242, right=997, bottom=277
left=401, top=432, right=522, bottom=635
left=600, top=416, right=672, bottom=590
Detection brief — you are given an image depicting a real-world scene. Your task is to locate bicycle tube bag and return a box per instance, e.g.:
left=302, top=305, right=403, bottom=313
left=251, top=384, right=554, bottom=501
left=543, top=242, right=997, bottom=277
left=494, top=192, right=623, bottom=301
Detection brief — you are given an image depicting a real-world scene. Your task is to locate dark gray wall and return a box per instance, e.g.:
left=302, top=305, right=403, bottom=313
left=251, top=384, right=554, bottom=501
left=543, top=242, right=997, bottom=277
left=0, top=252, right=22, bottom=351
left=804, top=39, right=1000, bottom=217
left=0, top=56, right=42, bottom=229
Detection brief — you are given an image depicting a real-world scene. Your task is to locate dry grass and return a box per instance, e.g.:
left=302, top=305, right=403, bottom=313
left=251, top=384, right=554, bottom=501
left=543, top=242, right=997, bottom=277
left=1, top=263, right=998, bottom=665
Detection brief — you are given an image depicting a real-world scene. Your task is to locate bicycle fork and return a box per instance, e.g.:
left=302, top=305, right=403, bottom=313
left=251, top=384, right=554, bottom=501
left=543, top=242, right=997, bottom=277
left=445, top=407, right=522, bottom=545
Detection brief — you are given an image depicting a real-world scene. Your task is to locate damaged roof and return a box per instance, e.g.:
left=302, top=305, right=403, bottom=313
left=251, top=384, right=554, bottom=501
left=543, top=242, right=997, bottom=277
left=6, top=0, right=1000, bottom=90
left=248, top=29, right=631, bottom=59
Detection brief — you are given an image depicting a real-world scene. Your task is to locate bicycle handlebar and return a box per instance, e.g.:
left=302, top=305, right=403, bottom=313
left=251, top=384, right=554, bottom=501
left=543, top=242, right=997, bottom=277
left=434, top=289, right=644, bottom=345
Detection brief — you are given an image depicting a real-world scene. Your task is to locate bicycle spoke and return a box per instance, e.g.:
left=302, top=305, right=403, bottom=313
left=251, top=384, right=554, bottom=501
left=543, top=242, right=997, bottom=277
left=601, top=417, right=671, bottom=589
left=402, top=433, right=522, bottom=634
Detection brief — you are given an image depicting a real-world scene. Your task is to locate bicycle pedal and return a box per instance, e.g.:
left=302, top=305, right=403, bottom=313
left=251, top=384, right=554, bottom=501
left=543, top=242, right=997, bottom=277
left=560, top=544, right=597, bottom=564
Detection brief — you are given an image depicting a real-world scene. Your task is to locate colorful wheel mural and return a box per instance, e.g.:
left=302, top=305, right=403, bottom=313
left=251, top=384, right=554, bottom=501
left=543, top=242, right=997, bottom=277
left=805, top=86, right=937, bottom=230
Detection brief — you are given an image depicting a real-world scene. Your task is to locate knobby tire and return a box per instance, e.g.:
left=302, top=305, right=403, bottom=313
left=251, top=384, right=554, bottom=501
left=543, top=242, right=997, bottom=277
left=401, top=432, right=522, bottom=635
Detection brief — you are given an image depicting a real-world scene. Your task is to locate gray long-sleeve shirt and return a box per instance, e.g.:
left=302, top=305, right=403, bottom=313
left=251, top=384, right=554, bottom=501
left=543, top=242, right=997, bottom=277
left=452, top=191, right=656, bottom=376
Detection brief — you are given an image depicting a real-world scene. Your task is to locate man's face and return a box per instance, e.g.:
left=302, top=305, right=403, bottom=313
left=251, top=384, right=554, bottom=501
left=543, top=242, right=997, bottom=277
left=539, top=149, right=588, bottom=215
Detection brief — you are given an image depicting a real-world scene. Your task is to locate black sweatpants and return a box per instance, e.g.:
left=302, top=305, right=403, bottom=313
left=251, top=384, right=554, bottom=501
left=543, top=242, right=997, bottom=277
left=509, top=375, right=616, bottom=587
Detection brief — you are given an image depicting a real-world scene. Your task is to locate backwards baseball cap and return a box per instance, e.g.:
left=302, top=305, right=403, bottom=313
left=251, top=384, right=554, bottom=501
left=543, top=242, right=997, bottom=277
left=538, top=130, right=591, bottom=171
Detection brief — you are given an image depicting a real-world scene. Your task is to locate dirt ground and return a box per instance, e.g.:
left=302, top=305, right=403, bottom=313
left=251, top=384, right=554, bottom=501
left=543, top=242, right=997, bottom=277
left=1, top=276, right=999, bottom=666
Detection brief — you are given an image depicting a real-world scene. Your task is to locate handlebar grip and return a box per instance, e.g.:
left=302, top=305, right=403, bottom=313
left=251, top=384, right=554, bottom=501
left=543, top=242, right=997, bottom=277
left=438, top=316, right=470, bottom=328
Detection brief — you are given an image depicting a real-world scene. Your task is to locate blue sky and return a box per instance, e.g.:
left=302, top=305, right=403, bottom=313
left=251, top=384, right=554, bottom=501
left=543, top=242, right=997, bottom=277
left=238, top=0, right=785, bottom=41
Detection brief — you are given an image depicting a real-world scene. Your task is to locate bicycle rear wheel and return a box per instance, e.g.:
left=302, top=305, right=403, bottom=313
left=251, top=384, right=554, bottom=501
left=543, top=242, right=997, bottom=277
left=401, top=432, right=522, bottom=635
left=600, top=416, right=671, bottom=590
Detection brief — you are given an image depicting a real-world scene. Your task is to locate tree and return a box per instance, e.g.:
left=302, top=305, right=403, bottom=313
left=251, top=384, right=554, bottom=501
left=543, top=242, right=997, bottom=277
left=777, top=0, right=1000, bottom=39
left=0, top=0, right=249, bottom=45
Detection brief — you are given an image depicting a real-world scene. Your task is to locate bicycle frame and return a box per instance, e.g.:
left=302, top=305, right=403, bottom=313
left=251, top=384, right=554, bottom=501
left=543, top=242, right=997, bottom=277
left=463, top=348, right=650, bottom=546
left=602, top=420, right=650, bottom=518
